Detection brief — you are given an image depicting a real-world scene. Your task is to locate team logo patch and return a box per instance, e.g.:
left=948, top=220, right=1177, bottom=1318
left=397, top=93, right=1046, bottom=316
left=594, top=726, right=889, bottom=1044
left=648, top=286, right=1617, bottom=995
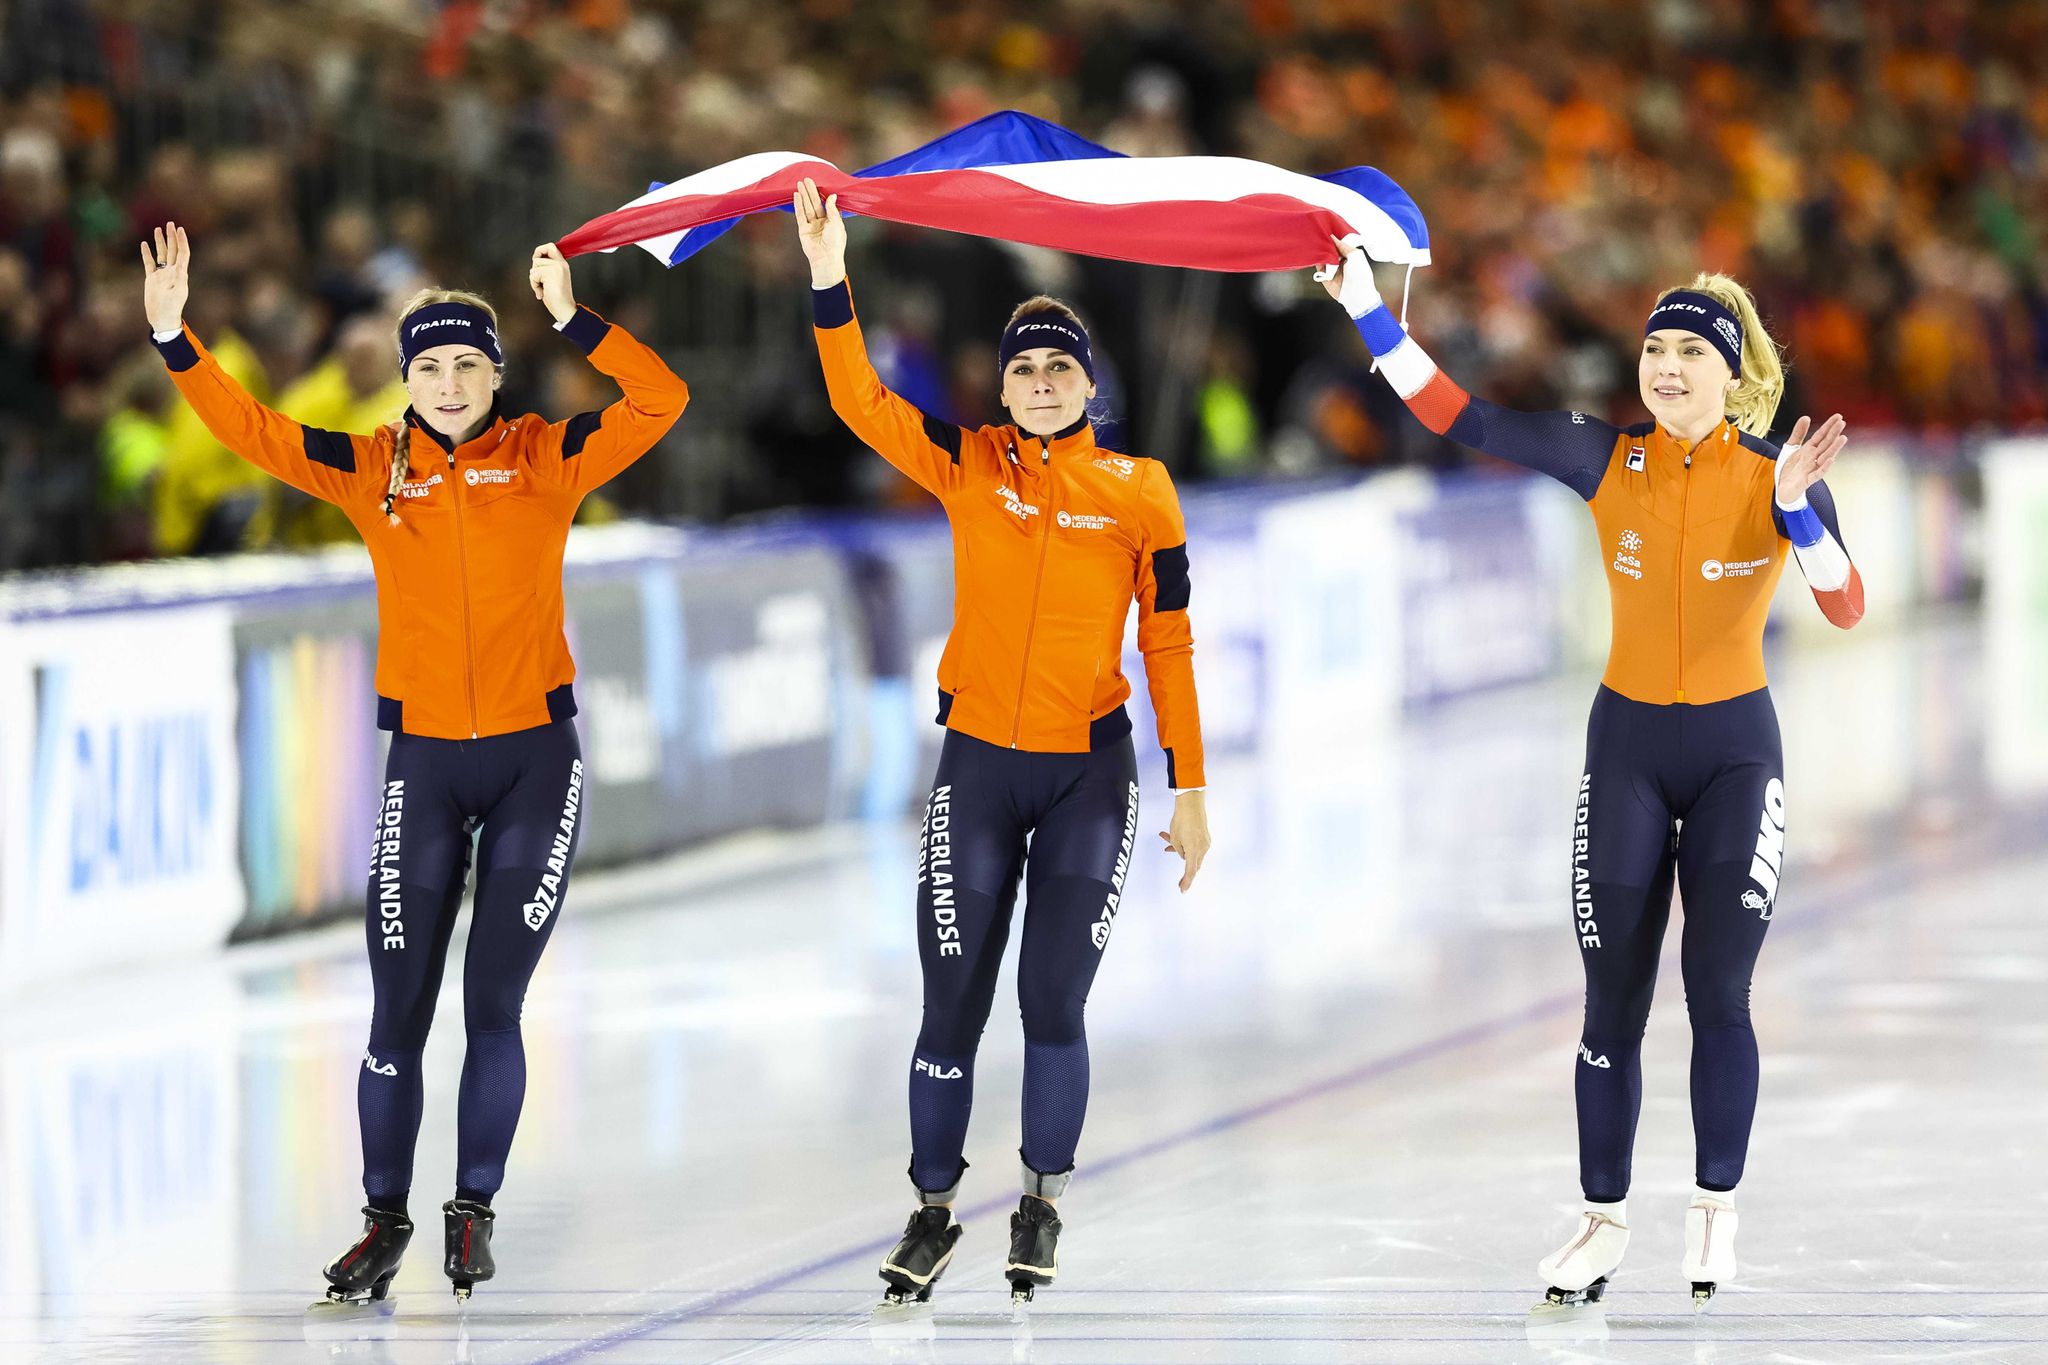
left=996, top=484, right=1040, bottom=520
left=1057, top=509, right=1117, bottom=531
left=1612, top=529, right=1645, bottom=581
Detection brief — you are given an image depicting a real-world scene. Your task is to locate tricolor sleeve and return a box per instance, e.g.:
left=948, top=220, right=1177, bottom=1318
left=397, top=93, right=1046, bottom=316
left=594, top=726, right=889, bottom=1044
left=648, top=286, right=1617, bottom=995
left=1348, top=306, right=1613, bottom=501
left=153, top=326, right=381, bottom=505
left=811, top=279, right=973, bottom=498
left=541, top=306, right=690, bottom=496
left=1774, top=478, right=1864, bottom=628
left=1134, top=461, right=1204, bottom=790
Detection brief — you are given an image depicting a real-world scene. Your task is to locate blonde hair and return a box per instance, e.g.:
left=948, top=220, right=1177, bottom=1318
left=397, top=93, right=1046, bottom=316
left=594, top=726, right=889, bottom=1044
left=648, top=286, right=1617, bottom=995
left=1654, top=273, right=1784, bottom=436
left=383, top=287, right=501, bottom=526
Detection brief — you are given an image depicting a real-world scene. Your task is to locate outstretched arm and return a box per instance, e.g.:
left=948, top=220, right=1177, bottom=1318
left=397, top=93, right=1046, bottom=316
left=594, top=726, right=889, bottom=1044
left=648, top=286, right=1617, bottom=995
left=1772, top=414, right=1864, bottom=628
left=142, top=221, right=379, bottom=505
left=1321, top=240, right=1614, bottom=501
left=530, top=243, right=690, bottom=496
left=798, top=179, right=973, bottom=497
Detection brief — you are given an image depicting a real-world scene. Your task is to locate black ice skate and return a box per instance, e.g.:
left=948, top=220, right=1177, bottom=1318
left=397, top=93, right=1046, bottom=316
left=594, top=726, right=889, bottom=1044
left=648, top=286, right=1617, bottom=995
left=876, top=1205, right=962, bottom=1310
left=316, top=1206, right=413, bottom=1307
left=443, top=1198, right=496, bottom=1301
left=1004, top=1195, right=1061, bottom=1303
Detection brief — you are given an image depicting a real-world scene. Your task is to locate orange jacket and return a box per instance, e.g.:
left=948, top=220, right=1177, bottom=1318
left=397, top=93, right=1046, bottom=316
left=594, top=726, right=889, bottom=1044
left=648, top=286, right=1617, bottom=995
left=155, top=306, right=688, bottom=739
left=814, top=279, right=1205, bottom=787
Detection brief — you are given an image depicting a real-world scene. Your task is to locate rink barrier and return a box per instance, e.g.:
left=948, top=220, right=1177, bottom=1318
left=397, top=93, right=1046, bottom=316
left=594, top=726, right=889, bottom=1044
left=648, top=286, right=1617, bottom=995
left=0, top=449, right=1980, bottom=978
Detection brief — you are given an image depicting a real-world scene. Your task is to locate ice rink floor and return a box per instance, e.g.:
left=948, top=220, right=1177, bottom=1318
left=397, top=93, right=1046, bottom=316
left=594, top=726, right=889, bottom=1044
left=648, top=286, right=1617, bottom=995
left=2, top=608, right=2043, bottom=1364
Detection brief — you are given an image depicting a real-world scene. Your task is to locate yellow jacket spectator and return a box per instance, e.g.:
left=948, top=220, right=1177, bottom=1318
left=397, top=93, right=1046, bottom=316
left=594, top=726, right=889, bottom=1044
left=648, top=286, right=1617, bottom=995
left=152, top=326, right=271, bottom=555
left=273, top=317, right=410, bottom=545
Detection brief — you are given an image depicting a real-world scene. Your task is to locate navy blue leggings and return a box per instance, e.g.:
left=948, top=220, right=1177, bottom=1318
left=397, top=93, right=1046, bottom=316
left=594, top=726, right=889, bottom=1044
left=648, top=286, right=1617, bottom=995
left=908, top=730, right=1140, bottom=1195
left=1572, top=686, right=1783, bottom=1201
left=359, top=719, right=584, bottom=1208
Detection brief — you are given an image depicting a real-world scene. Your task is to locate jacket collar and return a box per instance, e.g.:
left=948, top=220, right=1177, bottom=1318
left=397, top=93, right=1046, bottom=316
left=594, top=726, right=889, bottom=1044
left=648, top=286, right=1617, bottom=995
left=1006, top=415, right=1096, bottom=465
left=405, top=400, right=510, bottom=458
left=1653, top=415, right=1737, bottom=456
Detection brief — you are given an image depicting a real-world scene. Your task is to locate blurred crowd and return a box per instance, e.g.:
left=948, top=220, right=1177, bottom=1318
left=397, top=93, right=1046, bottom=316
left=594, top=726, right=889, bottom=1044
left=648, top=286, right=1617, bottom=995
left=2, top=0, right=2042, bottom=569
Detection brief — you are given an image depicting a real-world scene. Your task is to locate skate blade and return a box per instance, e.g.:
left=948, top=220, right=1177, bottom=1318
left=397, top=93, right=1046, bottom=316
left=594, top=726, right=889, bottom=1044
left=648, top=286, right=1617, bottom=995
left=869, top=1296, right=937, bottom=1342
left=1523, top=1300, right=1609, bottom=1343
left=303, top=1295, right=399, bottom=1344
left=1691, top=1281, right=1719, bottom=1312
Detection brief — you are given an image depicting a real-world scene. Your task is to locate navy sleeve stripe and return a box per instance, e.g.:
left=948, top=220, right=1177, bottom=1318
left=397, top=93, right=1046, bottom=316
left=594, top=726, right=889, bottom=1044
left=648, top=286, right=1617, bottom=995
left=302, top=426, right=356, bottom=472
left=1444, top=397, right=1608, bottom=502
left=1151, top=543, right=1191, bottom=612
left=812, top=282, right=855, bottom=328
left=920, top=411, right=963, bottom=464
left=1736, top=429, right=1778, bottom=459
left=153, top=330, right=200, bottom=373
left=1165, top=747, right=1179, bottom=789
left=561, top=410, right=605, bottom=459
left=559, top=306, right=610, bottom=355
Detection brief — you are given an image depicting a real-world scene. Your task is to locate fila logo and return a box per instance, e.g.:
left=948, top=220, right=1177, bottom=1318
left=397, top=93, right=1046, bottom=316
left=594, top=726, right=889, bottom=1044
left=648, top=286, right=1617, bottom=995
left=1579, top=1043, right=1611, bottom=1069
left=913, top=1058, right=964, bottom=1081
left=1626, top=443, right=1646, bottom=472
left=362, top=1052, right=398, bottom=1077
left=1746, top=778, right=1787, bottom=910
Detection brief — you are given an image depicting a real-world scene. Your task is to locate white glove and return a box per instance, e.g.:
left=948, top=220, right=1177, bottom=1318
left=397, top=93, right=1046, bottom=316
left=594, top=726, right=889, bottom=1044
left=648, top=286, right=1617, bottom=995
left=1315, top=236, right=1383, bottom=319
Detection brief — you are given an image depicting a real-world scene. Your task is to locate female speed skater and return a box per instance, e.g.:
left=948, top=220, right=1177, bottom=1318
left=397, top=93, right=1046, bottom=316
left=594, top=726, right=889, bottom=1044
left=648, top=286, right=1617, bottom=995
left=1322, top=238, right=1863, bottom=1312
left=794, top=179, right=1213, bottom=1311
left=141, top=222, right=688, bottom=1305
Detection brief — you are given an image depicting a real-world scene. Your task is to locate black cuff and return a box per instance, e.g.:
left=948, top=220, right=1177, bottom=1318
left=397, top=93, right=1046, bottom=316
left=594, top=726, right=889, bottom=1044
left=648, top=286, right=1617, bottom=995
left=152, top=329, right=200, bottom=373
left=559, top=306, right=611, bottom=355
left=811, top=280, right=853, bottom=328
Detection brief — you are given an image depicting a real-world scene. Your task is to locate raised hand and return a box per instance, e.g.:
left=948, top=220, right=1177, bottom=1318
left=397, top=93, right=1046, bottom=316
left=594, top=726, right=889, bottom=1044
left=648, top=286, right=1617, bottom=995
left=530, top=243, right=577, bottom=325
left=139, top=221, right=190, bottom=335
left=793, top=177, right=847, bottom=288
left=1775, top=413, right=1847, bottom=506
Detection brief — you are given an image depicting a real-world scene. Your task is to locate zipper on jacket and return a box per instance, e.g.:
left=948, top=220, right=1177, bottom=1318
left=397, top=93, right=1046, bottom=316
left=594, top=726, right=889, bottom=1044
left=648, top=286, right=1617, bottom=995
left=448, top=449, right=481, bottom=737
left=1009, top=444, right=1056, bottom=747
left=1675, top=449, right=1693, bottom=703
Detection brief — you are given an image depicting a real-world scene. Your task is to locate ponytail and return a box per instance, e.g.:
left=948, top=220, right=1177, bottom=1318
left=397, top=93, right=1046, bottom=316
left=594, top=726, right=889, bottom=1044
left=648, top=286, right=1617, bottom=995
left=1657, top=273, right=1784, bottom=436
left=383, top=419, right=411, bottom=526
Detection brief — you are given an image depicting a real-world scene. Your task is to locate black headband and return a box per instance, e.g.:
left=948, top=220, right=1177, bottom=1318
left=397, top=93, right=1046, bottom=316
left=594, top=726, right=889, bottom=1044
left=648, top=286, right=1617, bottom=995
left=1644, top=290, right=1743, bottom=373
left=999, top=312, right=1094, bottom=380
left=398, top=302, right=503, bottom=376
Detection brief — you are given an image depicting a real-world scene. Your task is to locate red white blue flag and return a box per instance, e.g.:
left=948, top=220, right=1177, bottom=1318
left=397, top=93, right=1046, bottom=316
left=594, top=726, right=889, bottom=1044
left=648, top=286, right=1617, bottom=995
left=560, top=111, right=1430, bottom=273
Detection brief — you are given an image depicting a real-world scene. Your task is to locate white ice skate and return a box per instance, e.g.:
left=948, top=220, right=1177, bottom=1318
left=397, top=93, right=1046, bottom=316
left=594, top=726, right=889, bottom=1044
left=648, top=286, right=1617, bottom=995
left=1682, top=1192, right=1737, bottom=1309
left=1531, top=1205, right=1629, bottom=1316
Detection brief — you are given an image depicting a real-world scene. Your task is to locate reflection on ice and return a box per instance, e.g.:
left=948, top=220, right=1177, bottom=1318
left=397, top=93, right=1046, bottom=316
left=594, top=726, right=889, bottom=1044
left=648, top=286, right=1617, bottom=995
left=1, top=612, right=2044, bottom=1362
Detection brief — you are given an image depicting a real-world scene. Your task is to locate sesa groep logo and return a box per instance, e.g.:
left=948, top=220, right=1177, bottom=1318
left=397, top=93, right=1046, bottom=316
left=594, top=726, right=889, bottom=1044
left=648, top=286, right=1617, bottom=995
left=1612, top=528, right=1645, bottom=581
